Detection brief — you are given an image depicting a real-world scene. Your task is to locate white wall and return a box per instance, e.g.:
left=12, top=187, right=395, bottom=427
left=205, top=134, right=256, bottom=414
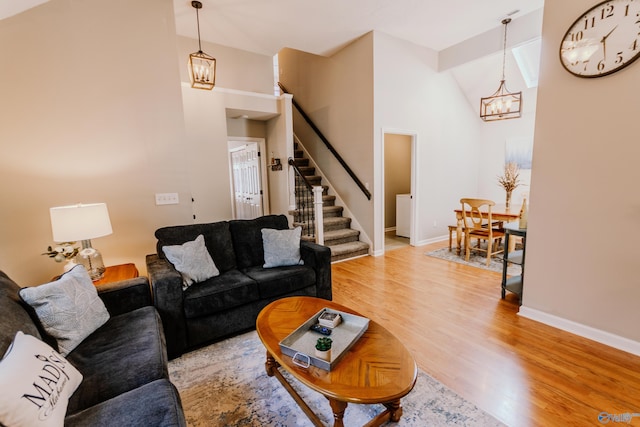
left=0, top=0, right=283, bottom=285
left=278, top=35, right=375, bottom=243
left=477, top=109, right=536, bottom=205
left=373, top=31, right=481, bottom=250
left=0, top=0, right=191, bottom=285
left=522, top=0, right=640, bottom=346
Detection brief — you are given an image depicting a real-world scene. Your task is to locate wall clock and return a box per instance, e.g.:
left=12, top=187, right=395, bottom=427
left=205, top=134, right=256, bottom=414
left=560, top=0, right=640, bottom=77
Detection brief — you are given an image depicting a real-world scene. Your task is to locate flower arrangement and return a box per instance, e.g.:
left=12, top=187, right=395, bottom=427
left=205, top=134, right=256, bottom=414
left=497, top=162, right=521, bottom=208
left=42, top=242, right=79, bottom=263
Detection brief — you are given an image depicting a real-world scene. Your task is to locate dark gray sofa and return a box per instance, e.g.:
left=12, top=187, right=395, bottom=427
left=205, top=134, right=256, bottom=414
left=146, top=214, right=332, bottom=359
left=0, top=270, right=186, bottom=426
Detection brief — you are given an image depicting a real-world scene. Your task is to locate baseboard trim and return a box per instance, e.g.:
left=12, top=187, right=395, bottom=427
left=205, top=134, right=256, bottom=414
left=416, top=235, right=448, bottom=246
left=519, top=306, right=640, bottom=357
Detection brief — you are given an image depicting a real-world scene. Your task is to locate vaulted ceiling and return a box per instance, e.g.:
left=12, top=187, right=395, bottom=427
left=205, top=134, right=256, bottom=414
left=2, top=0, right=545, bottom=112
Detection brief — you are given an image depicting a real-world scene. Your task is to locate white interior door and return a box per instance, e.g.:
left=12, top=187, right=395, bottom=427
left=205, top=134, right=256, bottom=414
left=230, top=143, right=263, bottom=219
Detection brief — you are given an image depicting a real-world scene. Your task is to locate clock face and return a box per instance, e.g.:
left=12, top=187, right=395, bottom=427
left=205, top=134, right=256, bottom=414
left=560, top=0, right=640, bottom=77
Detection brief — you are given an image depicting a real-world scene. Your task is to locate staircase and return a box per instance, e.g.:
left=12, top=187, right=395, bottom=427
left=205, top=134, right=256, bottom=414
left=289, top=144, right=370, bottom=262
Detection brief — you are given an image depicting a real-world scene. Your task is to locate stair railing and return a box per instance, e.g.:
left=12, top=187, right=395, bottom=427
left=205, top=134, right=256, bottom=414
left=288, top=158, right=324, bottom=245
left=279, top=83, right=372, bottom=201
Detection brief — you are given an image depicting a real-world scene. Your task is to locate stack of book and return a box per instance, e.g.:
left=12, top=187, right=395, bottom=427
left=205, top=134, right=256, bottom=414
left=318, top=311, right=342, bottom=328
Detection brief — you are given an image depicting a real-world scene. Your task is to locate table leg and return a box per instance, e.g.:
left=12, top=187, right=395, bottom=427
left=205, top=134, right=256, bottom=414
left=456, top=216, right=463, bottom=256
left=265, top=351, right=279, bottom=376
left=328, top=399, right=347, bottom=427
left=384, top=400, right=403, bottom=422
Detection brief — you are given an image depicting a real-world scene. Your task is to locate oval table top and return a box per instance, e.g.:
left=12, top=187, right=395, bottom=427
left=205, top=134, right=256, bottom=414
left=256, top=296, right=417, bottom=404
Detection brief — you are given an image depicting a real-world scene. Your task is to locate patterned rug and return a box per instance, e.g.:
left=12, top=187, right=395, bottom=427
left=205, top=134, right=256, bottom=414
left=425, top=246, right=520, bottom=275
left=168, top=331, right=505, bottom=426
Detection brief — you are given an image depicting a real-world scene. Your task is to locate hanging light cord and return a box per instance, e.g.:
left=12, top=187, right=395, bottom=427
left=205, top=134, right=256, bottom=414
left=501, top=18, right=511, bottom=82
left=195, top=2, right=203, bottom=53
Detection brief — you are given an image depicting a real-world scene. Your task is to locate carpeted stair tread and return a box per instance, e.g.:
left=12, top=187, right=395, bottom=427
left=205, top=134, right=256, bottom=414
left=322, top=195, right=336, bottom=206
left=322, top=205, right=343, bottom=217
left=289, top=205, right=343, bottom=219
left=292, top=141, right=370, bottom=263
left=329, top=241, right=370, bottom=262
left=322, top=228, right=360, bottom=245
left=297, top=166, right=315, bottom=176
left=321, top=216, right=351, bottom=231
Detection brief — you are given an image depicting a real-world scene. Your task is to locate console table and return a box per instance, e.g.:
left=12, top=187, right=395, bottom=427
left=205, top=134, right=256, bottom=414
left=501, top=223, right=527, bottom=304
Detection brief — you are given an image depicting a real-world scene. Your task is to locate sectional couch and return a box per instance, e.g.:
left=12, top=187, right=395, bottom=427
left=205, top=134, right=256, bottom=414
left=0, top=269, right=185, bottom=426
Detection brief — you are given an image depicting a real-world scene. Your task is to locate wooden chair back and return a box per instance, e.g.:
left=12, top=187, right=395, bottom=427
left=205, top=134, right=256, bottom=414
left=460, top=198, right=495, bottom=231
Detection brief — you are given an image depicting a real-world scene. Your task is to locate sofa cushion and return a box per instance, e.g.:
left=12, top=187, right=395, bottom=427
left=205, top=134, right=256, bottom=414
left=65, top=379, right=185, bottom=427
left=19, top=266, right=110, bottom=356
left=229, top=214, right=289, bottom=269
left=66, top=306, right=167, bottom=413
left=0, top=271, right=41, bottom=356
left=182, top=270, right=259, bottom=319
left=162, top=234, right=220, bottom=289
left=0, top=331, right=83, bottom=427
left=262, top=227, right=304, bottom=268
left=156, top=221, right=236, bottom=273
left=244, top=265, right=316, bottom=300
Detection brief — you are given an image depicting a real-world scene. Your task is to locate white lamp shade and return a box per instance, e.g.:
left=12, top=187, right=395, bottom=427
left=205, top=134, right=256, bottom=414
left=50, top=203, right=113, bottom=242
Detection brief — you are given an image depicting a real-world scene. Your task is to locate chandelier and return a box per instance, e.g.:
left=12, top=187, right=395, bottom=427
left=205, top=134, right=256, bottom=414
left=480, top=18, right=522, bottom=122
left=188, top=1, right=216, bottom=90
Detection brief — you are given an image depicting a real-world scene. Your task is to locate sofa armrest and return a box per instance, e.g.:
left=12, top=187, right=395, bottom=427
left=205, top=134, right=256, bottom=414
left=97, top=277, right=152, bottom=317
left=146, top=254, right=187, bottom=359
left=300, top=240, right=332, bottom=301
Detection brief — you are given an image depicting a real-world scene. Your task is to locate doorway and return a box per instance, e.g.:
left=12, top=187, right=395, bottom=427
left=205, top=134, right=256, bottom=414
left=228, top=138, right=269, bottom=219
left=382, top=132, right=416, bottom=251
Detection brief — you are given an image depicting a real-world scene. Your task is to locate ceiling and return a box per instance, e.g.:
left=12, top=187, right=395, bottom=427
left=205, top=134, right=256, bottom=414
left=1, top=0, right=545, bottom=112
left=171, top=0, right=544, bottom=57
left=1, top=0, right=543, bottom=56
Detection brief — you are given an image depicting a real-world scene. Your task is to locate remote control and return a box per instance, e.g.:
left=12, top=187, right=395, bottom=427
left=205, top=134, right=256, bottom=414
left=310, top=323, right=332, bottom=336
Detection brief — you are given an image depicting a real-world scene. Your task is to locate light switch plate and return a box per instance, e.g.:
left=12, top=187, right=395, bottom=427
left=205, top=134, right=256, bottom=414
left=155, top=193, right=179, bottom=205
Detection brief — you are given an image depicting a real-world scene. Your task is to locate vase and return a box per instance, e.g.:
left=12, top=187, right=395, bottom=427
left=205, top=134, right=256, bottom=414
left=505, top=191, right=512, bottom=210
left=315, top=348, right=331, bottom=361
left=63, top=259, right=77, bottom=273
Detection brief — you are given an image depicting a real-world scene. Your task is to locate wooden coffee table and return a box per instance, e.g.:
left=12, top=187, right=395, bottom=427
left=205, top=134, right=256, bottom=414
left=256, top=296, right=417, bottom=427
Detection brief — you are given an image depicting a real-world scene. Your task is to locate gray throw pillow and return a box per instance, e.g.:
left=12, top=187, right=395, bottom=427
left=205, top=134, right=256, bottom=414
left=162, top=234, right=219, bottom=289
left=262, top=227, right=304, bottom=268
left=19, top=265, right=110, bottom=356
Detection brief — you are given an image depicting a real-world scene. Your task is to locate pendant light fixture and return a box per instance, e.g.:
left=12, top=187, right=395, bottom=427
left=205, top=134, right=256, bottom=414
left=188, top=1, right=216, bottom=90
left=480, top=18, right=522, bottom=121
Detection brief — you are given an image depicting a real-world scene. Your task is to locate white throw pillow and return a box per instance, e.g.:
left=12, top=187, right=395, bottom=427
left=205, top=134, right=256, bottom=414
left=19, top=265, right=110, bottom=356
left=162, top=234, right=220, bottom=289
left=262, top=227, right=304, bottom=268
left=0, top=331, right=83, bottom=427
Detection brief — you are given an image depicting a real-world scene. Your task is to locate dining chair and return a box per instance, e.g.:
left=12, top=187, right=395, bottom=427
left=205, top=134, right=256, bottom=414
left=460, top=198, right=505, bottom=266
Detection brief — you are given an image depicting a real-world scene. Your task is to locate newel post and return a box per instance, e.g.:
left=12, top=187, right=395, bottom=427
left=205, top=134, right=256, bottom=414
left=313, top=186, right=324, bottom=245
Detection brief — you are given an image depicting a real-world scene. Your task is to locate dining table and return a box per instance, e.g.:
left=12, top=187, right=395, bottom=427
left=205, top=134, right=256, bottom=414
left=453, top=204, right=521, bottom=256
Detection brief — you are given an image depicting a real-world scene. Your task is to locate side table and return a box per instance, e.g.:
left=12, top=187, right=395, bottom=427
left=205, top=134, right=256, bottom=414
left=501, top=223, right=527, bottom=304
left=93, top=263, right=139, bottom=286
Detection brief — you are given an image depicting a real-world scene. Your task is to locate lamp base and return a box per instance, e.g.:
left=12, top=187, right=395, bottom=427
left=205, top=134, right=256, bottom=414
left=78, top=240, right=106, bottom=281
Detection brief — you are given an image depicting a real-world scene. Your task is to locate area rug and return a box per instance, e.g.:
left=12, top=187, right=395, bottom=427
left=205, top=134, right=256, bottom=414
left=168, top=331, right=505, bottom=426
left=425, top=246, right=520, bottom=275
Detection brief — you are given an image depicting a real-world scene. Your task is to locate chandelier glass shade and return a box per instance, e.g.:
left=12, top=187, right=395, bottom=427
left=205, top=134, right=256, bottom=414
left=480, top=18, right=522, bottom=122
left=188, top=1, right=216, bottom=90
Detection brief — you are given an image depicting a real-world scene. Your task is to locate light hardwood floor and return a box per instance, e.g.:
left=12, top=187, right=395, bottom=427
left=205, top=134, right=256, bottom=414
left=331, top=241, right=640, bottom=427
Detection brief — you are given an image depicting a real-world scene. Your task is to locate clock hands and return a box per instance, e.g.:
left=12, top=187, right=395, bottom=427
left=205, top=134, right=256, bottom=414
left=600, top=25, right=618, bottom=61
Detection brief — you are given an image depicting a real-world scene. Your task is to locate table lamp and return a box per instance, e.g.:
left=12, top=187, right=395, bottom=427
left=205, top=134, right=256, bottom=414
left=49, top=203, right=113, bottom=281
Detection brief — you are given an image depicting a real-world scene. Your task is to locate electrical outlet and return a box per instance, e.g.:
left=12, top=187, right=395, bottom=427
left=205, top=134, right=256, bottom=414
left=433, top=220, right=437, bottom=228
left=155, top=193, right=179, bottom=205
